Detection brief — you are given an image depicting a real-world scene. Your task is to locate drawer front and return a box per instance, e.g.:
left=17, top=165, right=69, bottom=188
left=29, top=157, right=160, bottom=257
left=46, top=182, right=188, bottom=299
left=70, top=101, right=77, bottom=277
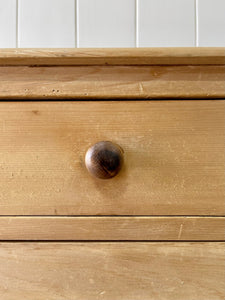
left=0, top=242, right=224, bottom=300
left=0, top=100, right=224, bottom=216
left=0, top=216, right=224, bottom=241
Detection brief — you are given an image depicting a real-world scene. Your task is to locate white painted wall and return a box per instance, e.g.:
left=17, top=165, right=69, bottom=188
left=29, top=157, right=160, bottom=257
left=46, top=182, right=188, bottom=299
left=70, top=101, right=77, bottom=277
left=0, top=0, right=224, bottom=48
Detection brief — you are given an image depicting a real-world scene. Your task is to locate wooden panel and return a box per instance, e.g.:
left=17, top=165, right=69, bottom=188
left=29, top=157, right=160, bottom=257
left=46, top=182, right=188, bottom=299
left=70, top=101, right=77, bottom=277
left=0, top=0, right=16, bottom=48
left=0, top=101, right=224, bottom=216
left=18, top=0, right=75, bottom=48
left=0, top=242, right=224, bottom=299
left=77, top=0, right=135, bottom=47
left=0, top=217, right=224, bottom=241
left=198, top=0, right=225, bottom=46
left=1, top=48, right=224, bottom=65
left=0, top=48, right=224, bottom=99
left=0, top=65, right=224, bottom=99
left=138, top=0, right=195, bottom=47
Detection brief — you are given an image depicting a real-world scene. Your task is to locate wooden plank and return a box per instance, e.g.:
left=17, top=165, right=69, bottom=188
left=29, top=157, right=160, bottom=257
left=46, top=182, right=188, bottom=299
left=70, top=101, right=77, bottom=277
left=77, top=0, right=136, bottom=47
left=0, top=101, right=224, bottom=216
left=198, top=0, right=225, bottom=47
left=0, top=0, right=17, bottom=48
left=0, top=217, right=224, bottom=241
left=0, top=242, right=224, bottom=299
left=138, top=0, right=195, bottom=47
left=18, top=0, right=76, bottom=48
left=0, top=65, right=224, bottom=99
left=0, top=48, right=224, bottom=65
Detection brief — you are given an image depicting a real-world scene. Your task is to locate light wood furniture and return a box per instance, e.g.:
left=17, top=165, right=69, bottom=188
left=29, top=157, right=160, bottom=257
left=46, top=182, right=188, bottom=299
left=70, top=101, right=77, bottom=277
left=0, top=48, right=224, bottom=300
left=0, top=243, right=224, bottom=300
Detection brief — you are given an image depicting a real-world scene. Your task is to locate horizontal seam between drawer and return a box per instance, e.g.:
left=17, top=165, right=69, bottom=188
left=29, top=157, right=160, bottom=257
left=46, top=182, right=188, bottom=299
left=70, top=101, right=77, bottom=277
left=0, top=215, right=224, bottom=218
left=0, top=240, right=224, bottom=243
left=0, top=99, right=225, bottom=102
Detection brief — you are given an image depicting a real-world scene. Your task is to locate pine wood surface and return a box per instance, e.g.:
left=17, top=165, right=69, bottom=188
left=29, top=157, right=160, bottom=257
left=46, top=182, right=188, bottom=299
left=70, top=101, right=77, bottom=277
left=0, top=65, right=224, bottom=99
left=0, top=242, right=224, bottom=300
left=0, top=49, right=224, bottom=299
left=0, top=48, right=224, bottom=65
left=0, top=216, right=224, bottom=241
left=0, top=100, right=224, bottom=216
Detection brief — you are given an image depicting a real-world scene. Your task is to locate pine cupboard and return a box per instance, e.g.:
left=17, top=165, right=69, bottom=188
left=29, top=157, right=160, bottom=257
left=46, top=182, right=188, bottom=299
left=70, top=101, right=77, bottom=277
left=0, top=48, right=224, bottom=300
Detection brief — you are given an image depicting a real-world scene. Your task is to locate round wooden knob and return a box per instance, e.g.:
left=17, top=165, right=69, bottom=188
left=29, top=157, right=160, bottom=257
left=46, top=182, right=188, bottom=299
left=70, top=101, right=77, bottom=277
left=85, top=141, right=124, bottom=179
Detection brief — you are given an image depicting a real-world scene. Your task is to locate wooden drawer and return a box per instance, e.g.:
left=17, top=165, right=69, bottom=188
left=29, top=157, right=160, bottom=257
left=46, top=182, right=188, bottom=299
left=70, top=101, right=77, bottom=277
left=0, top=242, right=224, bottom=300
left=0, top=49, right=224, bottom=300
left=0, top=100, right=224, bottom=216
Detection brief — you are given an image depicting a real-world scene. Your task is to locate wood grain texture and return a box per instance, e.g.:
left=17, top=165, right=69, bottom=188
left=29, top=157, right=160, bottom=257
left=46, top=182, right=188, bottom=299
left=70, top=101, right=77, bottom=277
left=0, top=65, right=224, bottom=99
left=0, top=101, right=224, bottom=216
left=0, top=217, right=224, bottom=241
left=0, top=242, right=224, bottom=300
left=0, top=48, right=224, bottom=65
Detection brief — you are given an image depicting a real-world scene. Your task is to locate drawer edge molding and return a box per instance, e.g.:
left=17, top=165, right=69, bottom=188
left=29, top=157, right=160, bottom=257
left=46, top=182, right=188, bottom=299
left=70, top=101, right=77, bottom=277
left=0, top=48, right=224, bottom=66
left=0, top=216, right=224, bottom=241
left=0, top=48, right=224, bottom=100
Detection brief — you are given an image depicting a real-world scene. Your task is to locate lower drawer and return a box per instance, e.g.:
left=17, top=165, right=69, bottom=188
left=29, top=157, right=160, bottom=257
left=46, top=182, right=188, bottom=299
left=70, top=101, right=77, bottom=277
left=0, top=100, right=224, bottom=216
left=0, top=242, right=224, bottom=300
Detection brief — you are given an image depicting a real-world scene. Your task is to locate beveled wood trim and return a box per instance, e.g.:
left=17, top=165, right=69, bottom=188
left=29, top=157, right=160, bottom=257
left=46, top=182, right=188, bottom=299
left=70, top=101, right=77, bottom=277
left=0, top=48, right=224, bottom=65
left=0, top=217, right=224, bottom=241
left=0, top=48, right=224, bottom=99
left=0, top=65, right=224, bottom=99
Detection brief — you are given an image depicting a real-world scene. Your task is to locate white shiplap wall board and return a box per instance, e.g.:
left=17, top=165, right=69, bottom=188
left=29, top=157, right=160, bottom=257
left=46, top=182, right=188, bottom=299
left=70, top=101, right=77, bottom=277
left=18, top=0, right=75, bottom=47
left=0, top=0, right=16, bottom=48
left=138, top=0, right=196, bottom=47
left=198, top=0, right=225, bottom=46
left=0, top=0, right=224, bottom=48
left=77, top=0, right=136, bottom=47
